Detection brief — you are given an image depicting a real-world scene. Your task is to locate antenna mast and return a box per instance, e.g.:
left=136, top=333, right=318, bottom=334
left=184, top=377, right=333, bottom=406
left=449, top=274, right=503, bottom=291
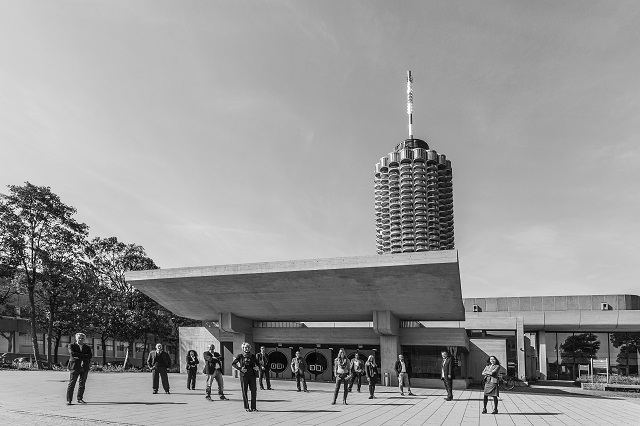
left=407, top=70, right=413, bottom=139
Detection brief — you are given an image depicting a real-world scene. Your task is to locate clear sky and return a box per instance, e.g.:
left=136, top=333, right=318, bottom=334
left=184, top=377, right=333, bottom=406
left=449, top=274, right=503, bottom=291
left=1, top=1, right=639, bottom=298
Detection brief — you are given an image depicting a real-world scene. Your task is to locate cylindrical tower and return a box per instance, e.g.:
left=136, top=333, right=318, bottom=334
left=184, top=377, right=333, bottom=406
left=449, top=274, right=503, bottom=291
left=374, top=138, right=454, bottom=254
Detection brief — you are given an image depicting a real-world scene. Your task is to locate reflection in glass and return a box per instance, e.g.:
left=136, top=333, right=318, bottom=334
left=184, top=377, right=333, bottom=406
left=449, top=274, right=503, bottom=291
left=610, top=332, right=640, bottom=376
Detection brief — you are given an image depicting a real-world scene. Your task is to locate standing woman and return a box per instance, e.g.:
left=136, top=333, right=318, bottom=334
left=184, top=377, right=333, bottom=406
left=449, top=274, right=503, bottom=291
left=332, top=349, right=351, bottom=405
left=186, top=350, right=199, bottom=390
left=481, top=355, right=501, bottom=414
left=364, top=355, right=378, bottom=399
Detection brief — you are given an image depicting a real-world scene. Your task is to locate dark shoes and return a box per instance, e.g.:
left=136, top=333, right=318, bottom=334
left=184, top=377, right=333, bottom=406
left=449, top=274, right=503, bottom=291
left=219, top=395, right=228, bottom=400
left=260, top=387, right=265, bottom=390
left=77, top=399, right=86, bottom=404
left=297, top=389, right=301, bottom=392
left=267, top=388, right=273, bottom=390
left=408, top=392, right=415, bottom=396
left=445, top=397, right=453, bottom=401
left=205, top=396, right=212, bottom=400
left=343, top=400, right=348, bottom=405
left=368, top=396, right=373, bottom=399
left=482, top=408, right=487, bottom=414
left=66, top=401, right=72, bottom=405
left=304, top=389, right=309, bottom=393
left=331, top=401, right=336, bottom=405
left=165, top=391, right=170, bottom=394
left=153, top=390, right=158, bottom=394
left=492, top=409, right=498, bottom=414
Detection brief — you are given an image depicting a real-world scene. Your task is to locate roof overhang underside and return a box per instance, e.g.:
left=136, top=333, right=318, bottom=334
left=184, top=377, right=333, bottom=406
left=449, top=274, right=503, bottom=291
left=126, top=250, right=465, bottom=322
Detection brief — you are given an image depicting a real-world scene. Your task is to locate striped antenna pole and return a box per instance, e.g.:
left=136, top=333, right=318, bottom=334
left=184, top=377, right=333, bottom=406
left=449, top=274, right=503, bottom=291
left=407, top=70, right=413, bottom=139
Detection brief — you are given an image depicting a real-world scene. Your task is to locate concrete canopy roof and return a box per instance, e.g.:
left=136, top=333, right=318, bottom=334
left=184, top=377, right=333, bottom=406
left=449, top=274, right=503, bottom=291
left=126, top=250, right=465, bottom=322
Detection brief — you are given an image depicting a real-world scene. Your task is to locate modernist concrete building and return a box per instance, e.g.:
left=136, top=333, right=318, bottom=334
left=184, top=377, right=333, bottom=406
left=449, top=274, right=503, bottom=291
left=126, top=252, right=640, bottom=388
left=374, top=138, right=454, bottom=255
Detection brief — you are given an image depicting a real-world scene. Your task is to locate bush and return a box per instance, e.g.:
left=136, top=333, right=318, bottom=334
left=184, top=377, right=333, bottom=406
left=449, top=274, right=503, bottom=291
left=578, top=374, right=640, bottom=385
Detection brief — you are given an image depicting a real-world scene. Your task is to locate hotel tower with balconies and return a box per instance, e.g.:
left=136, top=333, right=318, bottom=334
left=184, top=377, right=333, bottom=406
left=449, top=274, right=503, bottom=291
left=374, top=72, right=454, bottom=254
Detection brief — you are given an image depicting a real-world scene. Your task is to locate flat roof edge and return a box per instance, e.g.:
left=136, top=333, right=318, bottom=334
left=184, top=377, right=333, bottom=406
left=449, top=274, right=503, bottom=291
left=126, top=250, right=459, bottom=281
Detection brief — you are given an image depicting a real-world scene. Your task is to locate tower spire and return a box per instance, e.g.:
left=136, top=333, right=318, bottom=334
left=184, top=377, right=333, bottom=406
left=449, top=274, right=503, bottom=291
left=407, top=70, right=413, bottom=139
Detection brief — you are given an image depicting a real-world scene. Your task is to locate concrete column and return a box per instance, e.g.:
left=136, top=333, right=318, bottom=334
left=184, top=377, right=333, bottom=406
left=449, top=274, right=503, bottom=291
left=516, top=317, right=526, bottom=380
left=538, top=331, right=547, bottom=380
left=380, top=335, right=401, bottom=387
left=220, top=313, right=254, bottom=376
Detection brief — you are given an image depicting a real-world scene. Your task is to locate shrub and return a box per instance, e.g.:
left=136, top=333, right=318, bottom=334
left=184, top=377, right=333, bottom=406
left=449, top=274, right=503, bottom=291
left=578, top=374, right=640, bottom=385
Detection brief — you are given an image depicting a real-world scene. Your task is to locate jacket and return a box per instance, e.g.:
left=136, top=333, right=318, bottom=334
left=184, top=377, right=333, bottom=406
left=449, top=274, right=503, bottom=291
left=67, top=343, right=93, bottom=372
left=394, top=359, right=412, bottom=376
left=441, top=356, right=455, bottom=380
left=232, top=352, right=259, bottom=377
left=482, top=364, right=501, bottom=384
left=350, top=358, right=365, bottom=374
left=365, top=362, right=378, bottom=383
left=147, top=350, right=172, bottom=371
left=202, top=350, right=223, bottom=374
left=256, top=352, right=271, bottom=371
left=186, top=355, right=199, bottom=370
left=291, top=356, right=306, bottom=374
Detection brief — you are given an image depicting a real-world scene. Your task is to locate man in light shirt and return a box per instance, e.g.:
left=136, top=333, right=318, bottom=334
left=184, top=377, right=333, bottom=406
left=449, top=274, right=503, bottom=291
left=394, top=354, right=414, bottom=396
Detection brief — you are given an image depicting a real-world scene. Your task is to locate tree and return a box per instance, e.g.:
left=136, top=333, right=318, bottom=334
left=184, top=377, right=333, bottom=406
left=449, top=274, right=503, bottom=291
left=88, top=236, right=159, bottom=368
left=610, top=332, right=640, bottom=375
left=0, top=182, right=88, bottom=369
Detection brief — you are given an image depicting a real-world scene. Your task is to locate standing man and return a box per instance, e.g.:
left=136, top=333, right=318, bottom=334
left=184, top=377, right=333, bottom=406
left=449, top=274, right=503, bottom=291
left=256, top=346, right=272, bottom=390
left=203, top=344, right=228, bottom=401
left=147, top=343, right=172, bottom=394
left=394, top=354, right=414, bottom=396
left=348, top=353, right=364, bottom=392
left=441, top=350, right=454, bottom=401
left=232, top=342, right=260, bottom=412
left=66, top=332, right=93, bottom=405
left=290, top=351, right=308, bottom=392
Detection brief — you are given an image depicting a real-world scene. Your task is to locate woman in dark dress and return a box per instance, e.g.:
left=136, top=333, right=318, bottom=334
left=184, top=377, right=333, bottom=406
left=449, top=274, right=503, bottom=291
left=364, top=355, right=379, bottom=399
left=481, top=355, right=501, bottom=414
left=186, top=350, right=199, bottom=390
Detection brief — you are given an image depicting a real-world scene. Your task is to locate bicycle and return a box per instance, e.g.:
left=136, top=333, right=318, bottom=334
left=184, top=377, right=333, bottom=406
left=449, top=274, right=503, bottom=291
left=499, top=375, right=515, bottom=391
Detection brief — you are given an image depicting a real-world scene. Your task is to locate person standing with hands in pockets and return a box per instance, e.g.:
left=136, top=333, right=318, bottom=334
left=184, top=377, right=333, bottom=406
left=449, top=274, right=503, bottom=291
left=291, top=350, right=308, bottom=392
left=256, top=346, right=272, bottom=390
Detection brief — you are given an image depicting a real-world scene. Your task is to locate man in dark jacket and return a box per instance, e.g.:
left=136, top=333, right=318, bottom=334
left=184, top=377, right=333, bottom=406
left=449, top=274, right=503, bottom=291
left=256, top=346, right=272, bottom=390
left=441, top=350, right=455, bottom=401
left=147, top=343, right=172, bottom=394
left=203, top=343, right=228, bottom=400
left=290, top=350, right=308, bottom=392
left=66, top=332, right=93, bottom=405
left=394, top=354, right=414, bottom=396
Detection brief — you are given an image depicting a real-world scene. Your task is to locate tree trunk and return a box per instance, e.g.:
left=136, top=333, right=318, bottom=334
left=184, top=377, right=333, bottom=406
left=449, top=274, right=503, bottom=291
left=54, top=330, right=61, bottom=365
left=27, top=287, right=42, bottom=369
left=101, top=336, right=107, bottom=366
left=47, top=301, right=55, bottom=369
left=141, top=335, right=148, bottom=368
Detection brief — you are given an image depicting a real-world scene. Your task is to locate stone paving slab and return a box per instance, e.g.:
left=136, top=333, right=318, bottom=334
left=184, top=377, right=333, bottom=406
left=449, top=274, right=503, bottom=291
left=1, top=371, right=639, bottom=425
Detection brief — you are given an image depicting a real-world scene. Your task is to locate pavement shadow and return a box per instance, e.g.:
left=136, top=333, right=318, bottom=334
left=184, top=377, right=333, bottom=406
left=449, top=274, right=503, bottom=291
left=86, top=402, right=188, bottom=405
left=256, top=399, right=291, bottom=402
left=258, top=409, right=339, bottom=413
left=506, top=413, right=561, bottom=416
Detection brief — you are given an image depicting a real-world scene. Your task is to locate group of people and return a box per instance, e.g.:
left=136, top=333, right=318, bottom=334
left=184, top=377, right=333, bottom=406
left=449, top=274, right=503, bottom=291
left=66, top=332, right=504, bottom=415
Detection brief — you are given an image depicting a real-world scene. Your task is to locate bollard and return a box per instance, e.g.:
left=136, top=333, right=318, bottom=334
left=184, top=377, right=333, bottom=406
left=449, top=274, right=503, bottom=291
left=384, top=371, right=390, bottom=386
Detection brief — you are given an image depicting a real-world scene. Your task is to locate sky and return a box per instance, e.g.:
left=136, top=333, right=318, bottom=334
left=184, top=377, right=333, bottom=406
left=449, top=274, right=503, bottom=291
left=1, top=0, right=639, bottom=298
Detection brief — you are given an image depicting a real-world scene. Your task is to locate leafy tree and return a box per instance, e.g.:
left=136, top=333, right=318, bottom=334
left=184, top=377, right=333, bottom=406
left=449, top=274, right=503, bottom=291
left=0, top=183, right=88, bottom=369
left=88, top=236, right=159, bottom=368
left=610, top=332, right=640, bottom=375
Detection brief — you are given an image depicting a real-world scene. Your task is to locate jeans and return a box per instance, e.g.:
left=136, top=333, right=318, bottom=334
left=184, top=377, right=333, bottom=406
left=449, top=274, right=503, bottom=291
left=349, top=372, right=362, bottom=391
left=398, top=372, right=411, bottom=393
left=442, top=378, right=453, bottom=399
left=333, top=373, right=349, bottom=402
left=295, top=371, right=307, bottom=391
left=67, top=370, right=89, bottom=402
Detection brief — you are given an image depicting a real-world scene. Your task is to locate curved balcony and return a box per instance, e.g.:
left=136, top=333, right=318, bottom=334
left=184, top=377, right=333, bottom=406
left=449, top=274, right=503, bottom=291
left=399, top=148, right=413, bottom=163
left=379, top=156, right=389, bottom=169
left=426, top=150, right=438, bottom=163
left=388, top=151, right=400, bottom=166
left=412, top=148, right=427, bottom=162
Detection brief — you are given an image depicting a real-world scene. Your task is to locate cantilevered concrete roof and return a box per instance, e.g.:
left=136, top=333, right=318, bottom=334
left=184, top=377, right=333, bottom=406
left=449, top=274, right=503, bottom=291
left=126, top=250, right=464, bottom=322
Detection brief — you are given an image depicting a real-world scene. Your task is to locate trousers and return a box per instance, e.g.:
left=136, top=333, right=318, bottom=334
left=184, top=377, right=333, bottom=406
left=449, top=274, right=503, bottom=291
left=67, top=370, right=89, bottom=402
left=240, top=375, right=257, bottom=410
left=152, top=368, right=170, bottom=391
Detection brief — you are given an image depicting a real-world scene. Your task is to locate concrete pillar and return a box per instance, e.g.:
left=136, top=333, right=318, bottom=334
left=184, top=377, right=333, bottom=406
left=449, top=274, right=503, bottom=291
left=516, top=317, right=526, bottom=380
left=220, top=313, right=254, bottom=376
left=538, top=331, right=547, bottom=380
left=380, top=335, right=401, bottom=387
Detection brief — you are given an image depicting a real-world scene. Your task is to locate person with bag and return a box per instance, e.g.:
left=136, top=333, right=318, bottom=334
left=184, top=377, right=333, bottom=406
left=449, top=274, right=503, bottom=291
left=332, top=348, right=351, bottom=405
left=364, top=355, right=379, bottom=399
left=186, top=350, right=199, bottom=390
left=481, top=355, right=501, bottom=414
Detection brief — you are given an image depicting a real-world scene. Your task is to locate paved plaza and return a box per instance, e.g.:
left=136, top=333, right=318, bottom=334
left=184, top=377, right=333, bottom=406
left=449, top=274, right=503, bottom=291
left=1, top=371, right=639, bottom=425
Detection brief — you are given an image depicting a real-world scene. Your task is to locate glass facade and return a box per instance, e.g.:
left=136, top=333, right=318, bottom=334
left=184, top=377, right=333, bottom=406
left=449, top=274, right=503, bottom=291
left=544, top=332, right=639, bottom=380
left=401, top=345, right=462, bottom=379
